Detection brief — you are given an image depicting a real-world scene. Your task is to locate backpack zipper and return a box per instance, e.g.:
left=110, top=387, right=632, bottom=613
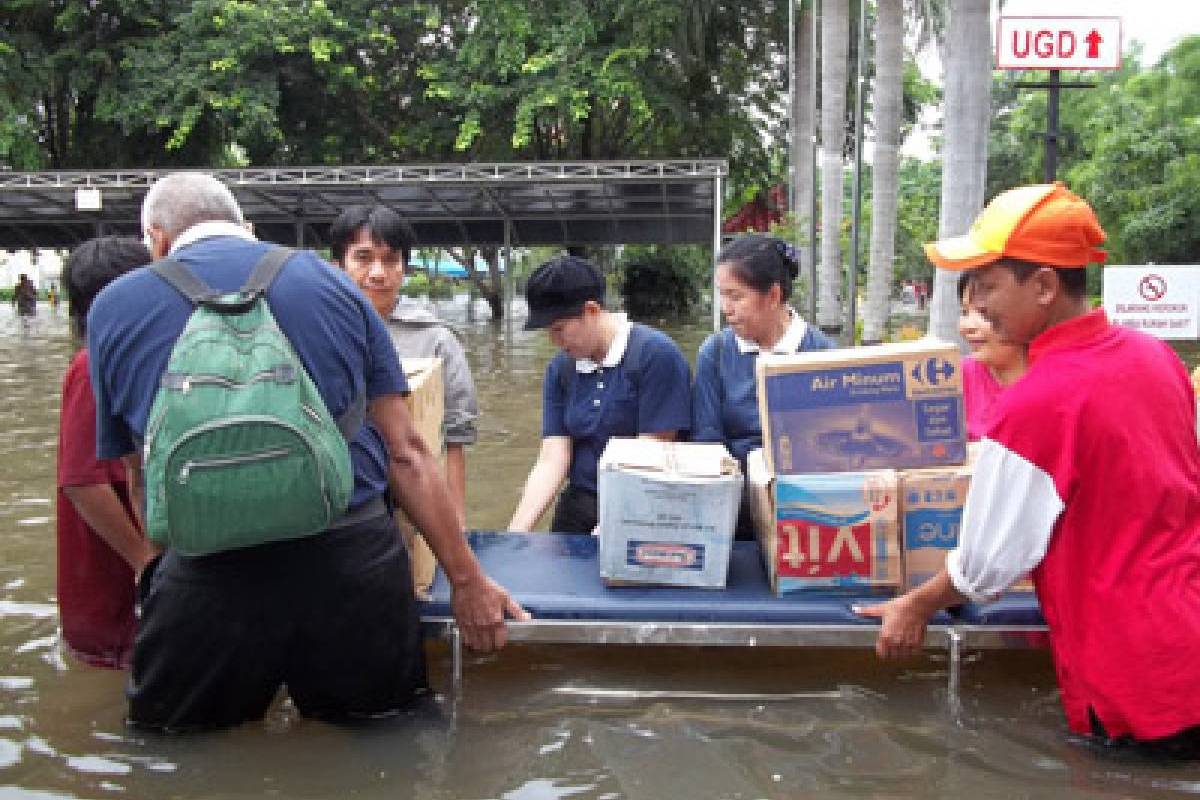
left=177, top=447, right=292, bottom=484
left=166, top=367, right=296, bottom=393
left=166, top=416, right=334, bottom=521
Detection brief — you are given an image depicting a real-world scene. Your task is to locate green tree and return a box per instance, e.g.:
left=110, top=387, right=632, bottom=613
left=420, top=0, right=788, bottom=196
left=1067, top=37, right=1200, bottom=265
left=617, top=244, right=707, bottom=318
left=0, top=0, right=199, bottom=168
left=987, top=36, right=1200, bottom=267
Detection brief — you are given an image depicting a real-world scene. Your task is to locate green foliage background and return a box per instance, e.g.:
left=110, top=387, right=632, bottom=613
left=0, top=0, right=1195, bottom=285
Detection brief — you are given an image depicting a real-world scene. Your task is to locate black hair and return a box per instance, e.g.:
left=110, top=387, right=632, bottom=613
left=328, top=205, right=412, bottom=265
left=66, top=236, right=152, bottom=338
left=716, top=234, right=800, bottom=301
left=957, top=272, right=971, bottom=302
left=1000, top=258, right=1088, bottom=300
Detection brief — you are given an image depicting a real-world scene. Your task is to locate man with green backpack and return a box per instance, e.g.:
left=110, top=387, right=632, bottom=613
left=87, top=172, right=527, bottom=731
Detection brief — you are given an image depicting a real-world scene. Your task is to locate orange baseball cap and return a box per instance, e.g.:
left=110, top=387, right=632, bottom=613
left=925, top=183, right=1107, bottom=271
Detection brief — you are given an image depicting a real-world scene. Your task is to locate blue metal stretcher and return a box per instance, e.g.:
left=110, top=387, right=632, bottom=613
left=420, top=532, right=1048, bottom=698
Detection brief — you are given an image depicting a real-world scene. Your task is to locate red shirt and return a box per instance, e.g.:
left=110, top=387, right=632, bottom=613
left=986, top=310, right=1200, bottom=740
left=56, top=349, right=138, bottom=668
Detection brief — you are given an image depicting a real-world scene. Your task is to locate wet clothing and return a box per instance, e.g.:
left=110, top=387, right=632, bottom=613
left=387, top=301, right=479, bottom=446
left=129, top=512, right=426, bottom=730
left=542, top=316, right=691, bottom=529
left=961, top=356, right=1005, bottom=442
left=87, top=224, right=406, bottom=511
left=948, top=309, right=1200, bottom=742
left=56, top=349, right=138, bottom=668
left=691, top=313, right=837, bottom=469
left=87, top=222, right=426, bottom=729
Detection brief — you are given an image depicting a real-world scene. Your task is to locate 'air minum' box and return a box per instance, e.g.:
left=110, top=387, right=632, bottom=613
left=757, top=340, right=967, bottom=475
left=598, top=439, right=741, bottom=588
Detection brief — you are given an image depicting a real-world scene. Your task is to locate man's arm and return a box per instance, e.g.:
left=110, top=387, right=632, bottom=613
left=444, top=443, right=468, bottom=528
left=370, top=393, right=529, bottom=651
left=858, top=438, right=1062, bottom=659
left=855, top=569, right=967, bottom=659
left=62, top=483, right=159, bottom=581
left=122, top=453, right=147, bottom=535
left=508, top=436, right=572, bottom=532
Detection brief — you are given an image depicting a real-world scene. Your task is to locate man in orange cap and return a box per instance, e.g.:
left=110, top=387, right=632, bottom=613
left=859, top=183, right=1200, bottom=756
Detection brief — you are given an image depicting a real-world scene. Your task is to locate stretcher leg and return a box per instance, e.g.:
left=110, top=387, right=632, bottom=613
left=946, top=627, right=963, bottom=723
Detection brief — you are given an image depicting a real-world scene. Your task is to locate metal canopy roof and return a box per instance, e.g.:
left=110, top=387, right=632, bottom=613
left=0, top=160, right=727, bottom=249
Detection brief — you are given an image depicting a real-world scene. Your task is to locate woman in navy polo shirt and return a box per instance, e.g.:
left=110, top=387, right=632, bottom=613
left=509, top=256, right=692, bottom=534
left=692, top=234, right=836, bottom=538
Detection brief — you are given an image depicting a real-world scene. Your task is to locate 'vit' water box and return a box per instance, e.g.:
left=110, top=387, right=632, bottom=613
left=757, top=340, right=967, bottom=474
left=598, top=439, right=741, bottom=588
left=750, top=461, right=900, bottom=594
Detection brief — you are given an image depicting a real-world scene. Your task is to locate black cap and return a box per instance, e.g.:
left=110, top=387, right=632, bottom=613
left=524, top=256, right=605, bottom=330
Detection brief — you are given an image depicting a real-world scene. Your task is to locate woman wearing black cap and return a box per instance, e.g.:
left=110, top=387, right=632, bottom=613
left=509, top=255, right=692, bottom=534
left=692, top=234, right=837, bottom=538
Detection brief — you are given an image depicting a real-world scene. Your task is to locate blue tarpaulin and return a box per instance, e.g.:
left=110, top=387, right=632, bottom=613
left=408, top=253, right=507, bottom=279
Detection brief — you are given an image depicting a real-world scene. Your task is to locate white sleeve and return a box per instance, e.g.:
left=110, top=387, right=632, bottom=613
left=945, top=437, right=1064, bottom=603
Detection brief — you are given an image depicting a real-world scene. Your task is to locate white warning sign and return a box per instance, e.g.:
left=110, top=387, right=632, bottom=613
left=1103, top=266, right=1200, bottom=340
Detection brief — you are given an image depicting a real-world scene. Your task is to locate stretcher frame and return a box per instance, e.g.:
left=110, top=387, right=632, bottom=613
left=420, top=533, right=1048, bottom=703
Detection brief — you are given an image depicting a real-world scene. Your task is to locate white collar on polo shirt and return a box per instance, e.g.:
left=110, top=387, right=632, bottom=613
left=168, top=221, right=257, bottom=255
left=733, top=307, right=808, bottom=355
left=576, top=312, right=632, bottom=373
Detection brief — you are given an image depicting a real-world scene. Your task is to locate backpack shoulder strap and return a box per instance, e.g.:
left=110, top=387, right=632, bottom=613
left=151, top=247, right=297, bottom=307
left=152, top=259, right=220, bottom=305
left=240, top=246, right=296, bottom=297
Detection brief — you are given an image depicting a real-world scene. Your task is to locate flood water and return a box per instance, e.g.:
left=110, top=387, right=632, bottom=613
left=2, top=298, right=1198, bottom=799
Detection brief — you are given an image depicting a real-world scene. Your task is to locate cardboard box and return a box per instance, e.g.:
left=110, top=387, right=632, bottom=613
left=748, top=449, right=901, bottom=594
left=899, top=464, right=1034, bottom=593
left=398, top=357, right=444, bottom=598
left=597, top=439, right=741, bottom=588
left=900, top=466, right=970, bottom=590
left=401, top=357, right=445, bottom=457
left=757, top=339, right=967, bottom=474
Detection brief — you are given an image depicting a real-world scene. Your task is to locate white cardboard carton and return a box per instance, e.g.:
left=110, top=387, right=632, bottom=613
left=598, top=438, right=741, bottom=588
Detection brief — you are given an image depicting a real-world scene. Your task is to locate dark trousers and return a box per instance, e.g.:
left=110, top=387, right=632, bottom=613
left=550, top=484, right=597, bottom=534
left=129, top=511, right=427, bottom=731
left=1089, top=709, right=1200, bottom=761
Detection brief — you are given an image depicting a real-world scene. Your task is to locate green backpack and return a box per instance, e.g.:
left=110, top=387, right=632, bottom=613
left=143, top=248, right=357, bottom=556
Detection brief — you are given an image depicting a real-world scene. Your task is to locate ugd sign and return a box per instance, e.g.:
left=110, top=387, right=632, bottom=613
left=997, top=16, right=1122, bottom=70
left=1103, top=266, right=1200, bottom=340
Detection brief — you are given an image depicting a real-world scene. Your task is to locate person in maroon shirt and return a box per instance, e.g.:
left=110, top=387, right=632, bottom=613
left=57, top=237, right=160, bottom=668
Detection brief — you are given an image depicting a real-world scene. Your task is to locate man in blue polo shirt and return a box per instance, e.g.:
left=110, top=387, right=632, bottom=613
left=88, top=172, right=527, bottom=731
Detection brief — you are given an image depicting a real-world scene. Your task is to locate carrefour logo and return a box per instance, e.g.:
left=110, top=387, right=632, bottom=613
left=910, top=357, right=956, bottom=387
